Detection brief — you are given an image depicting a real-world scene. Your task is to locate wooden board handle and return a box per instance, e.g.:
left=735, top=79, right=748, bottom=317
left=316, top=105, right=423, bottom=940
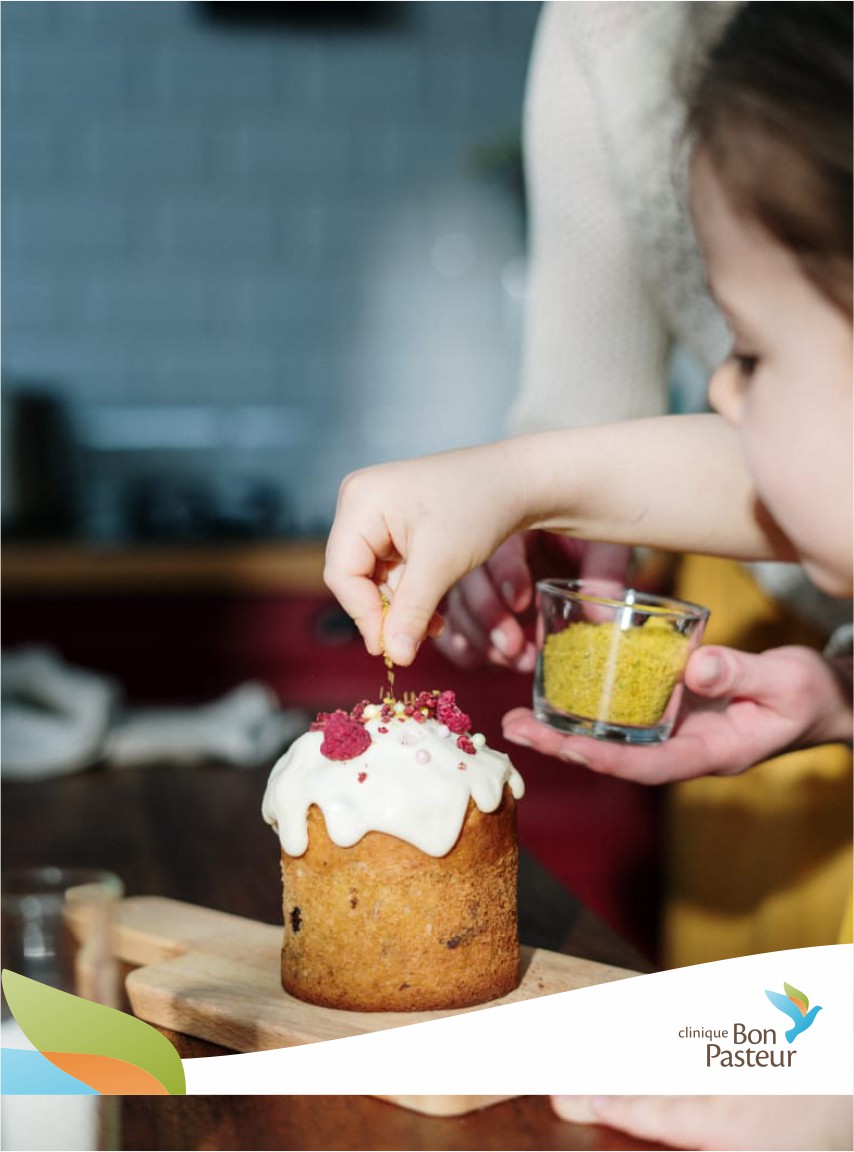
left=111, top=896, right=281, bottom=967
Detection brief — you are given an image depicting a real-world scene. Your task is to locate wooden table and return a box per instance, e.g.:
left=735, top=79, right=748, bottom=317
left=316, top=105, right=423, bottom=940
left=2, top=761, right=667, bottom=1151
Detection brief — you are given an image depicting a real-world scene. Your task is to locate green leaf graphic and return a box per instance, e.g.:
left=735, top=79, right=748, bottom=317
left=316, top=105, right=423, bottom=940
left=783, top=981, right=809, bottom=1011
left=1, top=970, right=185, bottom=1095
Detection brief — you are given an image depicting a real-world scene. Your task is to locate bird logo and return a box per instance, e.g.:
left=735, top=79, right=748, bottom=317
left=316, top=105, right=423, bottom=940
left=764, top=982, right=822, bottom=1043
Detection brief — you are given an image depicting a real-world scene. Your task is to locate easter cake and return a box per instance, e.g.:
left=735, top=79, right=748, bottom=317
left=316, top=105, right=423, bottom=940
left=261, top=690, right=525, bottom=1012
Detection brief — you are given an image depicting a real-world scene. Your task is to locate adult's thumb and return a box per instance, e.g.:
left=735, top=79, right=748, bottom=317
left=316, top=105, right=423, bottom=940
left=685, top=646, right=764, bottom=701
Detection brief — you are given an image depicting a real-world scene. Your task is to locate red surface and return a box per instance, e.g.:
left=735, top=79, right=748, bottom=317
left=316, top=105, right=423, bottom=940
left=2, top=590, right=661, bottom=962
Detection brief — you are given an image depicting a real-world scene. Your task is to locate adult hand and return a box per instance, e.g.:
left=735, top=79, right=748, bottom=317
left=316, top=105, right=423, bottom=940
left=552, top=1094, right=853, bottom=1151
left=502, top=644, right=853, bottom=783
left=435, top=533, right=632, bottom=673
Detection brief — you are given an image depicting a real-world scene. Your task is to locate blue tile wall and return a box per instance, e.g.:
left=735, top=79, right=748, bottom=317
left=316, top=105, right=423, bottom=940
left=2, top=1, right=539, bottom=538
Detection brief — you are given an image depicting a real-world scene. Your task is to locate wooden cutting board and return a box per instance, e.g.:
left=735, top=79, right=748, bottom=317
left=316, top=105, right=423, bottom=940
left=111, top=896, right=637, bottom=1115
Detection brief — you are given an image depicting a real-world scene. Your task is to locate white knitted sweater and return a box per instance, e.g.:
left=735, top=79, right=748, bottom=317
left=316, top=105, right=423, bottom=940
left=508, top=0, right=732, bottom=434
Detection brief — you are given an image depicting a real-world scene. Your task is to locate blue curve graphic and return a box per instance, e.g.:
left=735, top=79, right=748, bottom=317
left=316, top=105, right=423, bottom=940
left=1, top=1048, right=98, bottom=1096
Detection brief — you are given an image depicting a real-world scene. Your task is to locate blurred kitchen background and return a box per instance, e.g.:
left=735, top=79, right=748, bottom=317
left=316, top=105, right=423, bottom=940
left=3, top=1, right=664, bottom=962
left=3, top=0, right=537, bottom=543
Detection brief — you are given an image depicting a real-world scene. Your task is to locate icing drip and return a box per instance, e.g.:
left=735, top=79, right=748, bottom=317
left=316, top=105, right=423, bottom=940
left=262, top=714, right=525, bottom=859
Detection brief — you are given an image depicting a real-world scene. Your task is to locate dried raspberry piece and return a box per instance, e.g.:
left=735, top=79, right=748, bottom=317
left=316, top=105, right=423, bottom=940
left=320, top=712, right=372, bottom=761
left=456, top=735, right=476, bottom=755
left=414, top=690, right=440, bottom=718
left=437, top=690, right=471, bottom=735
left=357, top=771, right=368, bottom=783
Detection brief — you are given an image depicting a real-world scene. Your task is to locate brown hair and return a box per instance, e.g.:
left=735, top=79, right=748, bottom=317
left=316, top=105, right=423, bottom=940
left=687, top=1, right=852, bottom=313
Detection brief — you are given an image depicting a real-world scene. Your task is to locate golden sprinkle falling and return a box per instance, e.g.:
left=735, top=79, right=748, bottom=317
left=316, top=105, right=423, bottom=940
left=380, top=588, right=396, bottom=701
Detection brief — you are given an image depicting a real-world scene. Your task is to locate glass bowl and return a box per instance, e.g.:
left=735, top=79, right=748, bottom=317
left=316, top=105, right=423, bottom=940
left=534, top=578, right=710, bottom=744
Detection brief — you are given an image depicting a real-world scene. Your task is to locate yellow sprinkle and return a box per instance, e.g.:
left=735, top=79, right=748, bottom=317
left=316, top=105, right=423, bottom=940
left=543, top=620, right=689, bottom=727
left=380, top=589, right=396, bottom=700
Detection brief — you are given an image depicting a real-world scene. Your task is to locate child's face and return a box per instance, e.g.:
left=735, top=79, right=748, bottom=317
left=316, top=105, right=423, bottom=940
left=691, top=153, right=853, bottom=598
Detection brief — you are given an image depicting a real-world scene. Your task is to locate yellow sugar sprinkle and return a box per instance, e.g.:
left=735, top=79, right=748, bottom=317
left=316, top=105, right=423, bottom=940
left=380, top=588, right=396, bottom=701
left=543, top=619, right=689, bottom=727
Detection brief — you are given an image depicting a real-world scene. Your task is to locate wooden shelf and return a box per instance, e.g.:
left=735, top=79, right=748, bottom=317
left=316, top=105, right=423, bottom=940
left=1, top=540, right=328, bottom=596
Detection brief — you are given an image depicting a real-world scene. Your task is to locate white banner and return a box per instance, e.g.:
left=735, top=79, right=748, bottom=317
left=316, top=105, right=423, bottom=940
left=182, top=944, right=853, bottom=1096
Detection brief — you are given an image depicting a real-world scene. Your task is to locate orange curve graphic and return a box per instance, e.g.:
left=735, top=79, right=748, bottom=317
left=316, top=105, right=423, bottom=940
left=43, top=1051, right=170, bottom=1095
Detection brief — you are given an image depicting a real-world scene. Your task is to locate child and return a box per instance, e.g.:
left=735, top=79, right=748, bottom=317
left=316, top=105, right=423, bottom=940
left=325, top=3, right=851, bottom=1146
left=324, top=0, right=852, bottom=787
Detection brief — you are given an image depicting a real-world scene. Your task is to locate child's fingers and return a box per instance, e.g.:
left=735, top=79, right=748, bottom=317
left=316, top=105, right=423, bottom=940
left=382, top=558, right=448, bottom=667
left=324, top=531, right=388, bottom=656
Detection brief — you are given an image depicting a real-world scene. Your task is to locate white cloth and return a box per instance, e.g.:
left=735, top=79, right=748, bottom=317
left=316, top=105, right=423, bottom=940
left=105, top=682, right=305, bottom=770
left=1, top=647, right=306, bottom=781
left=1, top=648, right=118, bottom=781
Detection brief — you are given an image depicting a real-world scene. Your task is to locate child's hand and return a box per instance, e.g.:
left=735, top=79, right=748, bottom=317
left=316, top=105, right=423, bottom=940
left=502, top=645, right=853, bottom=782
left=552, top=1094, right=853, bottom=1150
left=324, top=445, right=530, bottom=666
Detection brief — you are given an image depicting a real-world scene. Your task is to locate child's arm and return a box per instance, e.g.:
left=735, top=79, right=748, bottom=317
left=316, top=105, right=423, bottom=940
left=324, top=413, right=795, bottom=665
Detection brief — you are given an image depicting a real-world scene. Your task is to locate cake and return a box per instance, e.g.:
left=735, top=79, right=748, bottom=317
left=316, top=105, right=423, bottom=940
left=261, top=690, right=526, bottom=1012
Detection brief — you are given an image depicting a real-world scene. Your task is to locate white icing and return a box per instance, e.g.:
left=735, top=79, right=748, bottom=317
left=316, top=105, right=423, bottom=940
left=262, top=714, right=525, bottom=859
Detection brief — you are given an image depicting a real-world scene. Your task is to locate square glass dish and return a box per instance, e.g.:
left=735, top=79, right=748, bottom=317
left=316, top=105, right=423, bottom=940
left=534, top=578, right=710, bottom=744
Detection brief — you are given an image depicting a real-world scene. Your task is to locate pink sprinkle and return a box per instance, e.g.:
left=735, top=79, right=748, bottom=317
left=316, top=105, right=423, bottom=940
left=457, top=762, right=467, bottom=771
left=357, top=771, right=367, bottom=783
left=378, top=726, right=388, bottom=734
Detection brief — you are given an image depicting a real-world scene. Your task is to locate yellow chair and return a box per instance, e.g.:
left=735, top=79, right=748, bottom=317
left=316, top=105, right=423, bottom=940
left=661, top=555, right=853, bottom=966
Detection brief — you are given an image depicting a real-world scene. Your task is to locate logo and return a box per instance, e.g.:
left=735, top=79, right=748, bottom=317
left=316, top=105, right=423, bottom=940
left=678, top=981, right=824, bottom=1068
left=764, top=981, right=823, bottom=1043
left=1, top=970, right=186, bottom=1095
